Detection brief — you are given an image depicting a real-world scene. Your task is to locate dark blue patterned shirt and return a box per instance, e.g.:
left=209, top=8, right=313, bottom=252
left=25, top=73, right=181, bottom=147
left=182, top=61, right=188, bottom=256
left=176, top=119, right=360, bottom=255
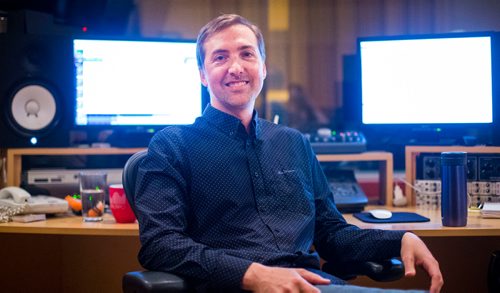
left=135, top=105, right=405, bottom=290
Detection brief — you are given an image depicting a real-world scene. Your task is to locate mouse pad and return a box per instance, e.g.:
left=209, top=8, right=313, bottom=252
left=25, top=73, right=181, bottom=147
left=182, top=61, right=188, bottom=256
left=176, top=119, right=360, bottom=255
left=353, top=212, right=430, bottom=223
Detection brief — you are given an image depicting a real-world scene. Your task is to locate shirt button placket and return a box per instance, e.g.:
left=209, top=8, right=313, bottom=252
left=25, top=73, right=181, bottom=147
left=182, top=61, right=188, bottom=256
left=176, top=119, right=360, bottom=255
left=247, top=140, right=266, bottom=217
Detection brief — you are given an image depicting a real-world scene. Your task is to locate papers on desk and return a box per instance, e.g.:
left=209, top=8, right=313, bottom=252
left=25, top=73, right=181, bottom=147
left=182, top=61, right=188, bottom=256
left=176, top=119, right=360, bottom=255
left=12, top=214, right=46, bottom=223
left=480, top=202, right=500, bottom=218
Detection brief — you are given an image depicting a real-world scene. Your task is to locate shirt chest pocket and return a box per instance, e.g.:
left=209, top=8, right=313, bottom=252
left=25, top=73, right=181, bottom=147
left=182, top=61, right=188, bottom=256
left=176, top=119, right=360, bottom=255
left=267, top=168, right=315, bottom=215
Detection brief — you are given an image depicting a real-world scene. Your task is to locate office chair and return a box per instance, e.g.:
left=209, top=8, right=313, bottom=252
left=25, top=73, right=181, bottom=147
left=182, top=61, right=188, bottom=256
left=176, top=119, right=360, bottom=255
left=122, top=150, right=404, bottom=293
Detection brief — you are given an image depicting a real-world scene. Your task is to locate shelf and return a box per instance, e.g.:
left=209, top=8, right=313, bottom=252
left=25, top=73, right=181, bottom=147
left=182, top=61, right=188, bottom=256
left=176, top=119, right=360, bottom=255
left=6, top=148, right=394, bottom=206
left=404, top=145, right=500, bottom=206
left=317, top=151, right=393, bottom=206
left=6, top=147, right=145, bottom=187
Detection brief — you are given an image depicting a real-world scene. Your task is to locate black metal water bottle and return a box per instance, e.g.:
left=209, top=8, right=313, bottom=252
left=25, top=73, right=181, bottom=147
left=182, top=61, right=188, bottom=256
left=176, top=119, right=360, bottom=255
left=441, top=152, right=468, bottom=227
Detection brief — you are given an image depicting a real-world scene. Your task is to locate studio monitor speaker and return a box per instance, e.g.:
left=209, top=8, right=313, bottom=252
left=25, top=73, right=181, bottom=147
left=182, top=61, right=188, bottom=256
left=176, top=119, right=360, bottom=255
left=341, top=54, right=361, bottom=129
left=0, top=33, right=74, bottom=147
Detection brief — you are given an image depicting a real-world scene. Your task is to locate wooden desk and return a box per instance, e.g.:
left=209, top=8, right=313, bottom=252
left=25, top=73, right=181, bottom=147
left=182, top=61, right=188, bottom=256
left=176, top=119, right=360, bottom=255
left=4, top=206, right=498, bottom=238
left=345, top=206, right=500, bottom=237
left=346, top=206, right=500, bottom=292
left=0, top=213, right=138, bottom=236
left=1, top=208, right=499, bottom=292
left=0, top=214, right=142, bottom=293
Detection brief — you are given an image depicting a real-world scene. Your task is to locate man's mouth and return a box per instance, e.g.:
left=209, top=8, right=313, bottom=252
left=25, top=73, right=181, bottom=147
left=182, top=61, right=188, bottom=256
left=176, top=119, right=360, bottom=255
left=225, top=81, right=249, bottom=87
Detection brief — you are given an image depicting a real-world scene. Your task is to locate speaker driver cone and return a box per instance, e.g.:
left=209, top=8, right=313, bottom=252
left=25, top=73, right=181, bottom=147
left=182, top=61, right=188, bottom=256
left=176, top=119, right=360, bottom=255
left=10, top=84, right=57, bottom=132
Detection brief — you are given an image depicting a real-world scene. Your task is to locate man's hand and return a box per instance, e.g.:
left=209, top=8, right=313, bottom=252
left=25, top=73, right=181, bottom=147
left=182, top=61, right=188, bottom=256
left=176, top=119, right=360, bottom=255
left=401, top=232, right=444, bottom=293
left=242, top=262, right=331, bottom=292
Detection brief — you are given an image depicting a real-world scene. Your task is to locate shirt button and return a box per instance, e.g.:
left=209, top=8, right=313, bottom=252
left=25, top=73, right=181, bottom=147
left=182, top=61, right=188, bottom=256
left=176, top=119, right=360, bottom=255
left=254, top=172, right=259, bottom=178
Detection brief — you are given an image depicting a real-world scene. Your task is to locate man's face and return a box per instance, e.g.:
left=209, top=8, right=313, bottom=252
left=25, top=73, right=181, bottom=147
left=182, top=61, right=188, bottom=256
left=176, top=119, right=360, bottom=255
left=199, top=24, right=266, bottom=115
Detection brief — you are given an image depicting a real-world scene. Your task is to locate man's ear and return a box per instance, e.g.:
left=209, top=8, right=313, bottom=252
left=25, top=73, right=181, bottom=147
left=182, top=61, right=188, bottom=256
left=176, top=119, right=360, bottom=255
left=199, top=68, right=208, bottom=87
left=262, top=63, right=267, bottom=79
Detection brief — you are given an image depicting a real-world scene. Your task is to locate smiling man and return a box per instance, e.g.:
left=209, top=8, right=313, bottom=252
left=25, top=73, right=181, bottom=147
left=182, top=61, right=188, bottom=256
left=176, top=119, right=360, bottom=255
left=134, top=14, right=443, bottom=292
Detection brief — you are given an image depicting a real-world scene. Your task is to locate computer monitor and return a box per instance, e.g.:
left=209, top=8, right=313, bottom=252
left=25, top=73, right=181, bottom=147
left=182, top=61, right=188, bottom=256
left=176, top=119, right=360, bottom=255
left=73, top=37, right=208, bottom=133
left=357, top=31, right=497, bottom=145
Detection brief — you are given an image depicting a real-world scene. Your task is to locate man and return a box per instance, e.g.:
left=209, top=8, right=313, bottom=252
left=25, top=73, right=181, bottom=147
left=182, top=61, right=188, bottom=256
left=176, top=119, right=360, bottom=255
left=135, top=14, right=443, bottom=292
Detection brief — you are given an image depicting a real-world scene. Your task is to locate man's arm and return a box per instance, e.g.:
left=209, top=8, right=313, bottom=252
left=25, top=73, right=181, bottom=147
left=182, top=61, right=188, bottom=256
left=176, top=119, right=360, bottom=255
left=306, top=138, right=405, bottom=263
left=242, top=263, right=331, bottom=293
left=401, top=232, right=444, bottom=293
left=306, top=139, right=443, bottom=291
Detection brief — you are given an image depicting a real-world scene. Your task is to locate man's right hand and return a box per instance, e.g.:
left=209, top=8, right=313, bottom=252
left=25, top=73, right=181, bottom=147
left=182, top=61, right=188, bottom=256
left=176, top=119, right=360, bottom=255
left=242, top=262, right=331, bottom=292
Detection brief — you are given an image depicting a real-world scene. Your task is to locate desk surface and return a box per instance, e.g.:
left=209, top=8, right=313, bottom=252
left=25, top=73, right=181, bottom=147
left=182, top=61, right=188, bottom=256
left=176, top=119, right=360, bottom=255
left=0, top=213, right=138, bottom=236
left=1, top=207, right=499, bottom=237
left=346, top=206, right=500, bottom=237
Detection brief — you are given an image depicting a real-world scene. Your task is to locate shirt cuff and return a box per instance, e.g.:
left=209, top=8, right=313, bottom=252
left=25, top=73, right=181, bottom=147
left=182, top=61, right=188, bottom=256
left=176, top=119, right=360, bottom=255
left=208, top=253, right=254, bottom=290
left=377, top=230, right=407, bottom=259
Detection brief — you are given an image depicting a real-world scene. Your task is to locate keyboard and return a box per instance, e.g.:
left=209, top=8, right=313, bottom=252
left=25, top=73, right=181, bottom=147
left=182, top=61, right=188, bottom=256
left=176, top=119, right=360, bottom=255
left=306, top=129, right=367, bottom=154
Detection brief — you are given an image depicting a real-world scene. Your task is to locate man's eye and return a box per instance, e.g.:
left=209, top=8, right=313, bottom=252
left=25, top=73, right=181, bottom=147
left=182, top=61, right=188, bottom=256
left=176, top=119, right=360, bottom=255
left=214, top=55, right=226, bottom=61
left=243, top=51, right=254, bottom=58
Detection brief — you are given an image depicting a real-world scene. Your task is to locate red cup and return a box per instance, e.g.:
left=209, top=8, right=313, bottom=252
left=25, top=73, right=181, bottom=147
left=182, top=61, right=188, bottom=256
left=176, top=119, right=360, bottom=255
left=109, top=184, right=136, bottom=223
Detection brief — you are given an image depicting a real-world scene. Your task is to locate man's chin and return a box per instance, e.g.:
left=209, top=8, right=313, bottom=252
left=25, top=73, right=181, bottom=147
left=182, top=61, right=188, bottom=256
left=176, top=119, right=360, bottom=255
left=223, top=95, right=256, bottom=106
left=212, top=99, right=254, bottom=113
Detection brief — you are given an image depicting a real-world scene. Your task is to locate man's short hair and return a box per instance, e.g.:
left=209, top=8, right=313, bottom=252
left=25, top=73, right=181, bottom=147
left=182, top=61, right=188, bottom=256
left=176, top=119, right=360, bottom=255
left=196, top=14, right=266, bottom=69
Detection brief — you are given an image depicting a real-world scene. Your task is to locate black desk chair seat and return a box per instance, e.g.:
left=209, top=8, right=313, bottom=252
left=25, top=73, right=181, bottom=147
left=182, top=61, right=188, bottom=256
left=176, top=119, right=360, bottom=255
left=122, top=150, right=404, bottom=293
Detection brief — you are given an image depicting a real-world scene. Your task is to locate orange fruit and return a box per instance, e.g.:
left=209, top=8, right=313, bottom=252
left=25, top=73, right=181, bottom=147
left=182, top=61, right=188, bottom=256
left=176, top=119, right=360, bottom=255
left=88, top=201, right=104, bottom=217
left=65, top=195, right=82, bottom=211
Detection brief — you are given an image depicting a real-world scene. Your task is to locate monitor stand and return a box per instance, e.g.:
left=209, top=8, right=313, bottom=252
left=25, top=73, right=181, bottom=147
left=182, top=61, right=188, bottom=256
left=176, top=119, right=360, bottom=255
left=407, top=137, right=459, bottom=146
left=106, top=129, right=155, bottom=147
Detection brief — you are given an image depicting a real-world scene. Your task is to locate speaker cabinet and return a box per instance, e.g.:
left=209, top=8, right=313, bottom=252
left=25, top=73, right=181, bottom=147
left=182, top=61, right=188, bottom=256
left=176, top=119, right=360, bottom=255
left=341, top=54, right=361, bottom=129
left=0, top=34, right=74, bottom=147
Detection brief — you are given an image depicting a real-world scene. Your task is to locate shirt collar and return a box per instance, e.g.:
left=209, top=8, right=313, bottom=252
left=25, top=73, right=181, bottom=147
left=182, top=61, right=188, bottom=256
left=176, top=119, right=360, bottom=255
left=202, top=104, right=262, bottom=140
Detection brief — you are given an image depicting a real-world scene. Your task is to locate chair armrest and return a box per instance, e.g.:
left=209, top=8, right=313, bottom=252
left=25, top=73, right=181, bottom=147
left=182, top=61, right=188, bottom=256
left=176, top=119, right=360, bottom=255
left=322, top=258, right=404, bottom=282
left=122, top=271, right=193, bottom=293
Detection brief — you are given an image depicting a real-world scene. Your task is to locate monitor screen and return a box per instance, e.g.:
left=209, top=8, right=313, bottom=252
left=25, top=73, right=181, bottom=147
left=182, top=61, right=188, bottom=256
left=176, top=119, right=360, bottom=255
left=358, top=32, right=494, bottom=126
left=73, top=38, right=205, bottom=128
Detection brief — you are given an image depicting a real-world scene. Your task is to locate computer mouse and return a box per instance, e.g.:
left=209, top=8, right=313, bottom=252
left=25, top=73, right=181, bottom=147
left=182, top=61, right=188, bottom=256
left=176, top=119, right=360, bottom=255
left=369, top=209, right=392, bottom=220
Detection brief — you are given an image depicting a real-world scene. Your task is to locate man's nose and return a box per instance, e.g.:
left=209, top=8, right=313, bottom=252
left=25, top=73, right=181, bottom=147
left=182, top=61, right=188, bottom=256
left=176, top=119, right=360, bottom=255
left=228, top=58, right=243, bottom=75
